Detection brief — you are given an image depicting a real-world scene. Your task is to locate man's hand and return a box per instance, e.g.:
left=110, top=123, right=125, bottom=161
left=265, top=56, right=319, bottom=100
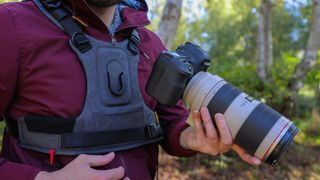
left=35, top=152, right=129, bottom=180
left=180, top=107, right=261, bottom=166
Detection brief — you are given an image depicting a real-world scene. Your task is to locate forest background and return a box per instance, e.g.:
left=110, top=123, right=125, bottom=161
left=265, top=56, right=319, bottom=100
left=0, top=0, right=319, bottom=179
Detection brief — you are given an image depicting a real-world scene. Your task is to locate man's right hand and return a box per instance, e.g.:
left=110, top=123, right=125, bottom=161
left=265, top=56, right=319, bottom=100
left=35, top=152, right=128, bottom=180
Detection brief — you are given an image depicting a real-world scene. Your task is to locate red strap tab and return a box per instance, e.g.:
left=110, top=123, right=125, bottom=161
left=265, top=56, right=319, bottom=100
left=49, top=149, right=55, bottom=166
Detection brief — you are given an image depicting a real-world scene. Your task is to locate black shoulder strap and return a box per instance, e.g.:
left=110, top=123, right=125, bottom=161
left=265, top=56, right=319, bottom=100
left=37, top=0, right=92, bottom=53
left=128, top=29, right=141, bottom=55
left=36, top=0, right=142, bottom=54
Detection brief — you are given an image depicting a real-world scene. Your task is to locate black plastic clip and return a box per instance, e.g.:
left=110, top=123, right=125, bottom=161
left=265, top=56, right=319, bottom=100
left=146, top=124, right=158, bottom=138
left=71, top=32, right=92, bottom=53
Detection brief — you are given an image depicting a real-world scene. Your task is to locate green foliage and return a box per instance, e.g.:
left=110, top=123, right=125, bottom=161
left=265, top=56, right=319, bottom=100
left=0, top=0, right=17, bottom=2
left=167, top=0, right=319, bottom=118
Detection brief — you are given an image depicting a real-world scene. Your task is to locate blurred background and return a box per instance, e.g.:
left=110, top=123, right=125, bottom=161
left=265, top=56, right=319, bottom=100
left=0, top=0, right=319, bottom=179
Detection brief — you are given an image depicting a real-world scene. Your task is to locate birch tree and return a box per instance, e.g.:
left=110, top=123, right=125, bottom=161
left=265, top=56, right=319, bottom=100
left=257, top=0, right=273, bottom=83
left=157, top=0, right=183, bottom=49
left=288, top=0, right=320, bottom=93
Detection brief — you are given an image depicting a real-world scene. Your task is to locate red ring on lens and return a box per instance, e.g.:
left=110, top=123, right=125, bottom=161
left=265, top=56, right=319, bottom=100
left=261, top=121, right=289, bottom=161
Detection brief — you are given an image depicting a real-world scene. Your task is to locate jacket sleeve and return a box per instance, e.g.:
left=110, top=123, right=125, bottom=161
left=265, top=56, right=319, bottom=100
left=156, top=100, right=197, bottom=157
left=147, top=33, right=197, bottom=157
left=0, top=4, right=42, bottom=179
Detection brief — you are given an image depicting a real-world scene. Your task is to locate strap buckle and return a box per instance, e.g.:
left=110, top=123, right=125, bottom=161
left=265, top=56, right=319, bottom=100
left=71, top=32, right=92, bottom=53
left=41, top=0, right=62, bottom=10
left=146, top=124, right=159, bottom=138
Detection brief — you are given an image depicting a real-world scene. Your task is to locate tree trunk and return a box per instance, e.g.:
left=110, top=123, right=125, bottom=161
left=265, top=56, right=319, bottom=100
left=157, top=0, right=183, bottom=50
left=307, top=87, right=320, bottom=134
left=288, top=0, right=320, bottom=93
left=265, top=1, right=273, bottom=73
left=281, top=0, right=320, bottom=116
left=257, top=0, right=273, bottom=83
left=257, top=9, right=267, bottom=82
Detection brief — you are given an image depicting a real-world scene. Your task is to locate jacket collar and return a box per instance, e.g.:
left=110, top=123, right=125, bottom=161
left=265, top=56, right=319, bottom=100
left=71, top=0, right=150, bottom=33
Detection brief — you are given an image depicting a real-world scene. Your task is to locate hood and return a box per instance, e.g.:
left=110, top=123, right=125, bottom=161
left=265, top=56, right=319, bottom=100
left=121, top=0, right=142, bottom=10
left=109, top=0, right=144, bottom=34
left=71, top=0, right=149, bottom=33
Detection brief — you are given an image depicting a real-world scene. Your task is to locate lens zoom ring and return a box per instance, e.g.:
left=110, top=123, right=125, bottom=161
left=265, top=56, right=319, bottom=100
left=234, top=103, right=282, bottom=155
left=207, top=83, right=242, bottom=115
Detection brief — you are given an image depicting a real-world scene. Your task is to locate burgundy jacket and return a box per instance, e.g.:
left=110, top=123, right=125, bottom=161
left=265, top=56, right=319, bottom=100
left=0, top=0, right=195, bottom=179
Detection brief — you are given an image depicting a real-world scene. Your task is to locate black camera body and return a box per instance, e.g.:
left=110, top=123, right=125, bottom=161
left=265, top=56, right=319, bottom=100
left=146, top=42, right=211, bottom=106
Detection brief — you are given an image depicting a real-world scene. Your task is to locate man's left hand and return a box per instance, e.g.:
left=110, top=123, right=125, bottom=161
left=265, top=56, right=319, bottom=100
left=180, top=107, right=261, bottom=166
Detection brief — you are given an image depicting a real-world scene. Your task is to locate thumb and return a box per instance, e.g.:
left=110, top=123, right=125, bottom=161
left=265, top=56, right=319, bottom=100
left=85, top=152, right=116, bottom=167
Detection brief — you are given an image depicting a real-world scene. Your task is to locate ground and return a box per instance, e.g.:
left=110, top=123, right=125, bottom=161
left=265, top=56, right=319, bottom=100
left=158, top=143, right=320, bottom=180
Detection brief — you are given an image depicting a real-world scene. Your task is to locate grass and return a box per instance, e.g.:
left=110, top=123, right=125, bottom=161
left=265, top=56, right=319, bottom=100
left=158, top=143, right=320, bottom=180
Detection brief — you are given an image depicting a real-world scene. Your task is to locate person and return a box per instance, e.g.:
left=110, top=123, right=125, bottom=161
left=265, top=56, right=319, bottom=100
left=0, top=0, right=261, bottom=179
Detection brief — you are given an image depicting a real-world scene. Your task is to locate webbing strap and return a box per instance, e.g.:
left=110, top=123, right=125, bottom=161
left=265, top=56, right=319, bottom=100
left=62, top=124, right=159, bottom=148
left=5, top=116, right=161, bottom=151
left=37, top=0, right=92, bottom=53
left=128, top=29, right=141, bottom=55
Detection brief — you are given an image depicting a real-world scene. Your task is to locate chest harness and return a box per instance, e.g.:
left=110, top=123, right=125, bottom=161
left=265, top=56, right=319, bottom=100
left=5, top=0, right=163, bottom=155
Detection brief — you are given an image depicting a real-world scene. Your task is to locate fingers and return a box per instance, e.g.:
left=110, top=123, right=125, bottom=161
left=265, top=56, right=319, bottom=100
left=79, top=152, right=115, bottom=167
left=193, top=110, right=205, bottom=139
left=200, top=107, right=218, bottom=143
left=232, top=144, right=261, bottom=165
left=85, top=153, right=125, bottom=180
left=192, top=109, right=261, bottom=166
left=214, top=113, right=232, bottom=146
left=95, top=166, right=125, bottom=180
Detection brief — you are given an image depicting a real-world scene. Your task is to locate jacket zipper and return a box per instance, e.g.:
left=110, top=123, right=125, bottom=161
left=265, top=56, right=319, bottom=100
left=109, top=22, right=148, bottom=45
left=110, top=32, right=117, bottom=45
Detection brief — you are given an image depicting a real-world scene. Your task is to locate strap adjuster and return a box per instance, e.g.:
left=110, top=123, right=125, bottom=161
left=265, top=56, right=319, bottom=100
left=71, top=32, right=92, bottom=53
left=41, top=0, right=62, bottom=10
left=146, top=124, right=158, bottom=138
left=128, top=43, right=139, bottom=55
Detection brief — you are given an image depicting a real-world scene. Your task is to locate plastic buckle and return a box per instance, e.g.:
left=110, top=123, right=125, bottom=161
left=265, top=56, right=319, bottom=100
left=42, top=0, right=62, bottom=10
left=146, top=124, right=158, bottom=138
left=71, top=32, right=92, bottom=53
